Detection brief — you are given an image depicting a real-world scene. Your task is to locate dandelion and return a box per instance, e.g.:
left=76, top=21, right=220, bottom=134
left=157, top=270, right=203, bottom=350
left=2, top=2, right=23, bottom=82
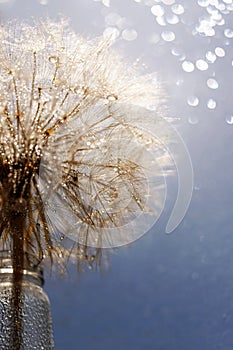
left=0, top=18, right=169, bottom=348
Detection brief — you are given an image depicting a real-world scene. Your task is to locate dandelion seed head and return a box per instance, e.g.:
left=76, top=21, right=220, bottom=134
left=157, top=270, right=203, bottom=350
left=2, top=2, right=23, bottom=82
left=0, top=19, right=169, bottom=271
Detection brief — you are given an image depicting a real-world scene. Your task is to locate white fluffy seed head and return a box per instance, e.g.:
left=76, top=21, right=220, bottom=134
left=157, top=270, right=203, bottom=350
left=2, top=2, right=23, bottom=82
left=0, top=18, right=170, bottom=271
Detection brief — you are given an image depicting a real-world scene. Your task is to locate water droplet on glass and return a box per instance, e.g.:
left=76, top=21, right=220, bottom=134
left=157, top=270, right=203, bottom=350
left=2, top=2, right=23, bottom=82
left=188, top=116, right=199, bottom=124
left=215, top=47, right=225, bottom=57
left=182, top=60, right=195, bottom=72
left=226, top=115, right=233, bottom=124
left=122, top=29, right=138, bottom=41
left=206, top=51, right=216, bottom=63
left=207, top=98, right=217, bottom=109
left=171, top=4, right=185, bottom=15
left=151, top=5, right=165, bottom=17
left=161, top=31, right=175, bottom=42
left=187, top=96, right=199, bottom=107
left=207, top=78, right=219, bottom=89
left=196, top=59, right=209, bottom=70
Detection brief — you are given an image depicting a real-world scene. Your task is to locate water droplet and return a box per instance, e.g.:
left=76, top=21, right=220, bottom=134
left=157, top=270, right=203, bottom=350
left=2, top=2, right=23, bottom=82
left=196, top=59, right=208, bottom=70
left=187, top=96, right=199, bottom=107
left=151, top=5, right=165, bottom=17
left=162, top=0, right=175, bottom=4
left=102, top=0, right=110, bottom=7
left=196, top=20, right=215, bottom=36
left=215, top=47, right=225, bottom=57
left=161, top=31, right=175, bottom=42
left=122, top=29, right=138, bottom=41
left=156, top=16, right=166, bottom=26
left=224, top=28, right=233, bottom=38
left=198, top=0, right=209, bottom=7
left=206, top=51, right=216, bottom=63
left=207, top=78, right=219, bottom=89
left=207, top=98, right=217, bottom=109
left=188, top=116, right=199, bottom=124
left=166, top=14, right=179, bottom=24
left=182, top=61, right=195, bottom=72
left=49, top=56, right=58, bottom=64
left=171, top=47, right=185, bottom=59
left=107, top=94, right=118, bottom=101
left=226, top=115, right=233, bottom=124
left=38, top=0, right=48, bottom=4
left=171, top=4, right=185, bottom=15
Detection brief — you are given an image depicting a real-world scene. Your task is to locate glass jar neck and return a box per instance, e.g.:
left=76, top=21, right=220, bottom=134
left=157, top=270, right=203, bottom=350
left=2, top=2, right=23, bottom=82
left=0, top=250, right=44, bottom=287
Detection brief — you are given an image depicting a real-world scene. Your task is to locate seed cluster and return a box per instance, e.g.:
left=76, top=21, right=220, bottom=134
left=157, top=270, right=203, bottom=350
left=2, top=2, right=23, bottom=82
left=0, top=19, right=166, bottom=271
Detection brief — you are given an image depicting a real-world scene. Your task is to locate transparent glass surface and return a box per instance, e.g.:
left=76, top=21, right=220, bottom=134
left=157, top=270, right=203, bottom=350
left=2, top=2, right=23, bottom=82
left=0, top=281, right=54, bottom=349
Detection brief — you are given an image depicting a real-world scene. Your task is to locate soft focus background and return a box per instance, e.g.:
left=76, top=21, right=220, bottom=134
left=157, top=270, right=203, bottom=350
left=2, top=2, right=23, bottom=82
left=1, top=0, right=233, bottom=349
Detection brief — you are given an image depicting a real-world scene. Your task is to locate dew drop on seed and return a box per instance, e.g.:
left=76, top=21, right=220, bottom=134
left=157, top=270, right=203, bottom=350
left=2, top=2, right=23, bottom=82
left=107, top=94, right=117, bottom=101
left=49, top=56, right=58, bottom=64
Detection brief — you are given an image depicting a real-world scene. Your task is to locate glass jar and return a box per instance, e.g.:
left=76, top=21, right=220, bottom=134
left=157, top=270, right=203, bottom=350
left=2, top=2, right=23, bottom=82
left=0, top=252, right=54, bottom=349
